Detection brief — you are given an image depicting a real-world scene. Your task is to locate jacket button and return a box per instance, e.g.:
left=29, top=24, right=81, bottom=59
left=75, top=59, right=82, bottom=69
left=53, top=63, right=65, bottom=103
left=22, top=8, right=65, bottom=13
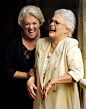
left=54, top=67, right=57, bottom=70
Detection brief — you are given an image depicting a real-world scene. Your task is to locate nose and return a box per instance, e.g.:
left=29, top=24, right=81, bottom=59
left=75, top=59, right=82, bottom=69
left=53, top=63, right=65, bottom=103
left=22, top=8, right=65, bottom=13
left=50, top=22, right=55, bottom=28
left=51, top=22, right=54, bottom=25
left=29, top=24, right=33, bottom=29
left=50, top=21, right=55, bottom=26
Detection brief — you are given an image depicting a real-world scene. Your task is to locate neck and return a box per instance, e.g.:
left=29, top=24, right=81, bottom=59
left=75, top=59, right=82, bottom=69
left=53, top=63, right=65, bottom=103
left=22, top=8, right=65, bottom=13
left=51, top=35, right=67, bottom=49
left=21, top=30, right=40, bottom=50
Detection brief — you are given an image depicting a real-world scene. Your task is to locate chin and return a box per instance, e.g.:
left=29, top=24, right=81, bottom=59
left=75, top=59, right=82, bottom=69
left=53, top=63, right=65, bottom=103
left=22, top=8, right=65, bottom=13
left=29, top=36, right=37, bottom=40
left=49, top=34, right=54, bottom=38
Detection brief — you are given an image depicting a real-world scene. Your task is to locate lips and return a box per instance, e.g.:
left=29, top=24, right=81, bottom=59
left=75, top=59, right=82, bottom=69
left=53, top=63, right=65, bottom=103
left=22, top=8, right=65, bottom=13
left=28, top=30, right=35, bottom=36
left=29, top=30, right=35, bottom=33
left=50, top=27, right=56, bottom=32
left=50, top=29, right=56, bottom=32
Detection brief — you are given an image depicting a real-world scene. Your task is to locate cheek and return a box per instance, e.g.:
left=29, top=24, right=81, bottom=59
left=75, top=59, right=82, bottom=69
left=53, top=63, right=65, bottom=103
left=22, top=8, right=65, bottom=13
left=35, top=25, right=40, bottom=31
left=23, top=26, right=29, bottom=31
left=56, top=27, right=64, bottom=33
left=22, top=22, right=28, bottom=30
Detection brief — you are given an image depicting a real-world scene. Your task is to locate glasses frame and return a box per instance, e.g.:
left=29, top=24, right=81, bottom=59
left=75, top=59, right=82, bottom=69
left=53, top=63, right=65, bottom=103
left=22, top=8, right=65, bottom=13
left=48, top=18, right=66, bottom=26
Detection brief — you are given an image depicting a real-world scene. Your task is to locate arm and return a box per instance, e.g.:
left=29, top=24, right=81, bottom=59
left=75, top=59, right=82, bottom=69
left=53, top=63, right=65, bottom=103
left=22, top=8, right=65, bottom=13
left=42, top=74, right=73, bottom=100
left=51, top=73, right=74, bottom=84
left=13, top=68, right=35, bottom=79
left=0, top=36, right=17, bottom=80
left=13, top=71, right=28, bottom=79
left=1, top=36, right=35, bottom=81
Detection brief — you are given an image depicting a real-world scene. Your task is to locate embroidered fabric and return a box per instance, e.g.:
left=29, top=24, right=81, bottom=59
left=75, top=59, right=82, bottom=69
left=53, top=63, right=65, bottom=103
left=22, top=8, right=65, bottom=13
left=23, top=45, right=32, bottom=59
left=22, top=44, right=35, bottom=71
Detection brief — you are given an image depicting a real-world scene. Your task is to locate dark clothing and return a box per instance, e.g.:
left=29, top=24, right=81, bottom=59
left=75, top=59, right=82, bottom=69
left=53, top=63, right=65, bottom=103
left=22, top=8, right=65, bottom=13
left=1, top=28, right=49, bottom=108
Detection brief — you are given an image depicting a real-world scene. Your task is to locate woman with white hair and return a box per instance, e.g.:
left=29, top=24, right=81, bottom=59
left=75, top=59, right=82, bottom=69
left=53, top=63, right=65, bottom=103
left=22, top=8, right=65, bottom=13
left=27, top=9, right=84, bottom=109
left=1, top=5, right=48, bottom=108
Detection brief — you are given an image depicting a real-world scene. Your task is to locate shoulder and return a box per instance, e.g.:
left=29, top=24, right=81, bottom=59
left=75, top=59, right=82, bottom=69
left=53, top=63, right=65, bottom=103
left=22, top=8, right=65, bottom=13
left=6, top=34, right=22, bottom=47
left=64, top=37, right=79, bottom=53
left=36, top=37, right=51, bottom=50
left=64, top=37, right=78, bottom=47
left=37, top=37, right=51, bottom=45
left=8, top=34, right=21, bottom=42
left=4, top=34, right=22, bottom=51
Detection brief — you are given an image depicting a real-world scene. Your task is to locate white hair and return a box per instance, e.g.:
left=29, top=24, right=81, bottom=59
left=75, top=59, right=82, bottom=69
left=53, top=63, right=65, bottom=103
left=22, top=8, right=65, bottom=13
left=18, top=5, right=45, bottom=27
left=54, top=9, right=76, bottom=37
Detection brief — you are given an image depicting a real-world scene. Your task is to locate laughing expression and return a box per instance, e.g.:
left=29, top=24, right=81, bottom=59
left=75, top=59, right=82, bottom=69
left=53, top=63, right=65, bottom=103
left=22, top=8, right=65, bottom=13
left=22, top=14, right=40, bottom=39
left=49, top=14, right=68, bottom=40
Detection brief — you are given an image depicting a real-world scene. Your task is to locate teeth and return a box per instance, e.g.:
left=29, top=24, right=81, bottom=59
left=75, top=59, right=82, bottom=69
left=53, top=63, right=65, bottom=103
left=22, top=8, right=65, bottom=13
left=50, top=28, right=56, bottom=32
left=29, top=30, right=34, bottom=32
left=51, top=26, right=55, bottom=29
left=51, top=29, right=55, bottom=30
left=50, top=27, right=55, bottom=30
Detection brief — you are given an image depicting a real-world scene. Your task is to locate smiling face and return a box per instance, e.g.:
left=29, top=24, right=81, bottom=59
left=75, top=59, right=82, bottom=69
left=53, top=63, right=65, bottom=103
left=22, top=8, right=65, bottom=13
left=22, top=14, right=40, bottom=39
left=49, top=14, right=69, bottom=41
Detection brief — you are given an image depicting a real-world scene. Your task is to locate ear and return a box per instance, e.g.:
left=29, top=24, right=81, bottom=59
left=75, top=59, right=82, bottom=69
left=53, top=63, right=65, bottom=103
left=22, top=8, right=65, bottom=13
left=64, top=28, right=70, bottom=34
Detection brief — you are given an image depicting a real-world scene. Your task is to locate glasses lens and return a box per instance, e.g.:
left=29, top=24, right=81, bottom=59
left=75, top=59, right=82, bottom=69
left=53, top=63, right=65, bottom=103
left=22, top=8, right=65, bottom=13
left=49, top=19, right=59, bottom=25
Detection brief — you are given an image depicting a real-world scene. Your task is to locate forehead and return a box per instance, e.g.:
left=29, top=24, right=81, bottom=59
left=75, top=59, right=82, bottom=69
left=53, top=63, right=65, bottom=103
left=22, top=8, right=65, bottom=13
left=23, top=14, right=39, bottom=22
left=53, top=14, right=65, bottom=23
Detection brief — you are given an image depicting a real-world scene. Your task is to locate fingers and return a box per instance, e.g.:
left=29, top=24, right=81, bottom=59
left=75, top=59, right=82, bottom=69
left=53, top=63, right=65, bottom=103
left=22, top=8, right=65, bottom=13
left=33, top=84, right=39, bottom=90
left=30, top=84, right=38, bottom=100
left=42, top=83, right=52, bottom=101
left=27, top=87, right=36, bottom=100
left=47, top=89, right=50, bottom=94
left=42, top=89, right=48, bottom=101
left=29, top=89, right=36, bottom=100
left=27, top=82, right=38, bottom=100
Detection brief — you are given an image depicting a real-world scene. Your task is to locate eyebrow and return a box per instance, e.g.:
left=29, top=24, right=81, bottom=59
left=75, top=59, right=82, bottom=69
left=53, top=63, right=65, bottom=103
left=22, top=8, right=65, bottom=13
left=52, top=18, right=61, bottom=23
left=24, top=21, right=38, bottom=23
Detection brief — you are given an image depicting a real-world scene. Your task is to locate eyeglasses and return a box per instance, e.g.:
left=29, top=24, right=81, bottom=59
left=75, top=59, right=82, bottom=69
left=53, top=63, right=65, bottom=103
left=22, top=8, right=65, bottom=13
left=48, top=18, right=66, bottom=26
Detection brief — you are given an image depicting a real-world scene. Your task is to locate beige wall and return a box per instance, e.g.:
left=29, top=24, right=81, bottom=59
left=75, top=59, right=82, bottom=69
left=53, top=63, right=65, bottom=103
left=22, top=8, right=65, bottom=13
left=78, top=0, right=86, bottom=109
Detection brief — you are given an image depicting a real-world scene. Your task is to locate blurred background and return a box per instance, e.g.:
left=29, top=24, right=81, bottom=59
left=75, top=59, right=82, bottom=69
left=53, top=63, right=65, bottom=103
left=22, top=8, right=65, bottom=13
left=0, top=0, right=79, bottom=59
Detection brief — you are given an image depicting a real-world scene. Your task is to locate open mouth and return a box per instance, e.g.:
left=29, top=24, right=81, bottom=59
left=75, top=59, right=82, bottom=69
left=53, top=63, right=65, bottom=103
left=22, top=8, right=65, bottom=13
left=28, top=30, right=35, bottom=36
left=28, top=30, right=35, bottom=33
left=50, top=29, right=56, bottom=32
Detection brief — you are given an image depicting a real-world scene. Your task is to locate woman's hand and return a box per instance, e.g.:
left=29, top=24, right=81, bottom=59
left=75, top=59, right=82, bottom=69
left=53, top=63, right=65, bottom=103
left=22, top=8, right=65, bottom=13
left=42, top=80, right=53, bottom=101
left=27, top=67, right=36, bottom=78
left=26, top=76, right=38, bottom=100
